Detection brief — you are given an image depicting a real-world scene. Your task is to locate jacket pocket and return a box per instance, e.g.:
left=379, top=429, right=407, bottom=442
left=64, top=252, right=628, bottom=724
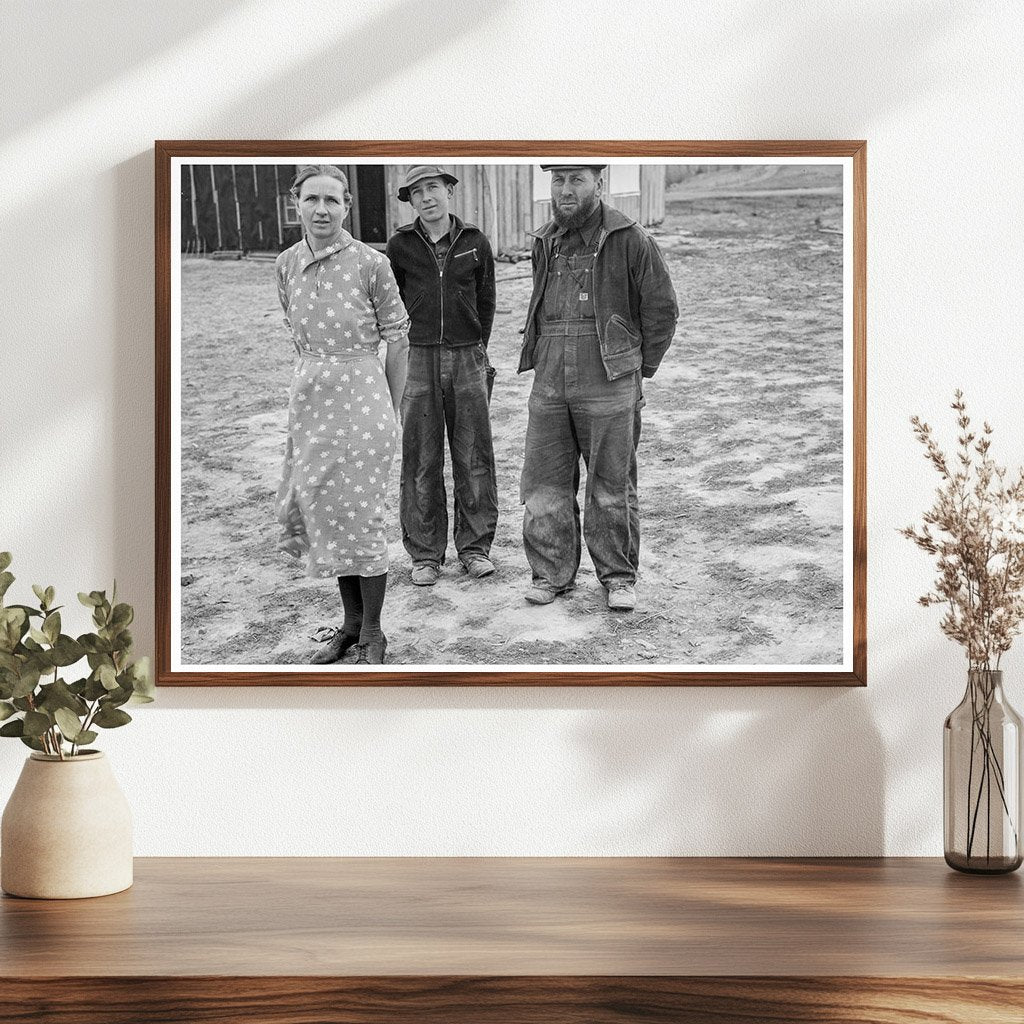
left=602, top=314, right=643, bottom=378
left=603, top=313, right=640, bottom=354
left=405, top=291, right=425, bottom=314
left=456, top=291, right=482, bottom=334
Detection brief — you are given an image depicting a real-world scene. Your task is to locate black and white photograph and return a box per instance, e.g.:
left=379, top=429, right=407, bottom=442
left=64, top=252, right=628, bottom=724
left=159, top=145, right=862, bottom=683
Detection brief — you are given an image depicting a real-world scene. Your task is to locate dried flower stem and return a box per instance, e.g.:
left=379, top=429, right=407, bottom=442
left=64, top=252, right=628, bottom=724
left=903, top=391, right=1024, bottom=864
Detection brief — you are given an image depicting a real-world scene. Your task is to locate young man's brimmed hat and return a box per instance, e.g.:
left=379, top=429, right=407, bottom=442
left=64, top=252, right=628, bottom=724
left=397, top=165, right=459, bottom=203
left=539, top=163, right=608, bottom=171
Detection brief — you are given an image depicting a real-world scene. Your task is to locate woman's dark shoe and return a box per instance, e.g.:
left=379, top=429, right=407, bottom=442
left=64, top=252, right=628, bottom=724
left=355, top=634, right=388, bottom=665
left=310, top=627, right=360, bottom=665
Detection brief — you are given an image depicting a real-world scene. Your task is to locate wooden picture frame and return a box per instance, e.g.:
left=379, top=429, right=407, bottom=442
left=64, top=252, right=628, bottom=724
left=156, top=140, right=866, bottom=686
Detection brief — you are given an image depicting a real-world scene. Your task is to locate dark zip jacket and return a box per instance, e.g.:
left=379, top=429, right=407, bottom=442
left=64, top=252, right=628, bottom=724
left=518, top=203, right=679, bottom=380
left=385, top=215, right=496, bottom=348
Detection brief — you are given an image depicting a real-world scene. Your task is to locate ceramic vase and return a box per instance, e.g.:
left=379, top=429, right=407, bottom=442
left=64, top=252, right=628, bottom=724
left=1, top=751, right=133, bottom=898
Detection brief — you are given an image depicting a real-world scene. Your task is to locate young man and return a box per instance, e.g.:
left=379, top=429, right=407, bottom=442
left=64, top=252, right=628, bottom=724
left=517, top=164, right=679, bottom=611
left=386, top=165, right=499, bottom=586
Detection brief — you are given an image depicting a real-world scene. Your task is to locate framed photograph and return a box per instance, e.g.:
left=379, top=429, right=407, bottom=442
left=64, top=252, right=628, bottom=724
left=156, top=141, right=865, bottom=686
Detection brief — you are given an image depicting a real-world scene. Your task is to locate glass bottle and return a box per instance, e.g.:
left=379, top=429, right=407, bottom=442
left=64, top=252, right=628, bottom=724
left=944, top=669, right=1022, bottom=873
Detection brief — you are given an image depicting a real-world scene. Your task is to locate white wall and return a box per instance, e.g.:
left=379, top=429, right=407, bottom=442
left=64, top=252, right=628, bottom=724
left=1, top=0, right=1022, bottom=856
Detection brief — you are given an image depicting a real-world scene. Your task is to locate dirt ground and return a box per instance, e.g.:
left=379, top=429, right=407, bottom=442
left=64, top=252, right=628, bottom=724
left=178, top=165, right=845, bottom=668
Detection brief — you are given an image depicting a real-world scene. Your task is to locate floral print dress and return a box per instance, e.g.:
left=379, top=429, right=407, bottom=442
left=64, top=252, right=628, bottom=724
left=275, top=231, right=409, bottom=578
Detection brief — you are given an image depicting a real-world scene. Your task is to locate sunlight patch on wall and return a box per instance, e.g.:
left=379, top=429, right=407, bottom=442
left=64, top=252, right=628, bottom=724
left=0, top=1, right=389, bottom=213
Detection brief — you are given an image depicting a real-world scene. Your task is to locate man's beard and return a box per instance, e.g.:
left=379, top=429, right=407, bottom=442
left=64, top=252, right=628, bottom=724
left=552, top=192, right=599, bottom=230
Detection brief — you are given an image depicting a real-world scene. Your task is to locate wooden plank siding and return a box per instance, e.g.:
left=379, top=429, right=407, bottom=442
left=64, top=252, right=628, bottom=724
left=640, top=163, right=667, bottom=226
left=181, top=163, right=666, bottom=256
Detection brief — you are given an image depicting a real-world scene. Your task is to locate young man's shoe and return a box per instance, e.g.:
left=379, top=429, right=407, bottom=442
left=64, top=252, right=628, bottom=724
left=463, top=555, right=495, bottom=578
left=524, top=582, right=574, bottom=606
left=606, top=584, right=636, bottom=611
left=411, top=564, right=440, bottom=586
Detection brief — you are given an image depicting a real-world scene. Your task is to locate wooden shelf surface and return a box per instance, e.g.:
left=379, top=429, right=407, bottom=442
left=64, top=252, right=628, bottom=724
left=2, top=857, right=1023, bottom=1022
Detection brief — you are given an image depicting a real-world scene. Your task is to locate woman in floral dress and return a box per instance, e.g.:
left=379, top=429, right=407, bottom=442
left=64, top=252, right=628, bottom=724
left=275, top=165, right=409, bottom=665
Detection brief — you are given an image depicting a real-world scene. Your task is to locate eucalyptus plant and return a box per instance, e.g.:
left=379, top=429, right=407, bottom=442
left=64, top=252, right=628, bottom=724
left=0, top=552, right=153, bottom=759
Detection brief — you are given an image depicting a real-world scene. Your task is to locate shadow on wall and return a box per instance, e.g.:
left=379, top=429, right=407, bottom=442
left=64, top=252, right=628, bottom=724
left=570, top=687, right=885, bottom=855
left=0, top=1, right=241, bottom=138
left=103, top=0, right=501, bottom=658
left=112, top=151, right=158, bottom=665
left=2, top=0, right=982, bottom=854
left=727, top=0, right=974, bottom=130
left=140, top=681, right=885, bottom=856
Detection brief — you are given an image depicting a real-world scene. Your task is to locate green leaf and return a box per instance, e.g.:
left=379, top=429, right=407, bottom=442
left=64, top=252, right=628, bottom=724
left=0, top=571, right=14, bottom=602
left=7, top=604, right=42, bottom=619
left=32, top=584, right=47, bottom=607
left=28, top=627, right=49, bottom=646
left=83, top=675, right=107, bottom=701
left=0, top=651, right=19, bottom=674
left=103, top=685, right=132, bottom=708
left=81, top=635, right=112, bottom=656
left=12, top=665, right=42, bottom=699
left=54, top=707, right=85, bottom=741
left=36, top=679, right=88, bottom=717
left=0, top=718, right=24, bottom=737
left=22, top=710, right=51, bottom=738
left=0, top=552, right=11, bottom=573
left=93, top=705, right=132, bottom=729
left=110, top=603, right=134, bottom=629
left=0, top=606, right=27, bottom=650
left=42, top=611, right=61, bottom=644
left=75, top=730, right=98, bottom=746
left=50, top=634, right=85, bottom=667
left=98, top=664, right=118, bottom=691
left=78, top=592, right=100, bottom=608
left=44, top=586, right=55, bottom=608
left=128, top=657, right=154, bottom=701
left=0, top=701, right=15, bottom=721
left=19, top=735, right=45, bottom=752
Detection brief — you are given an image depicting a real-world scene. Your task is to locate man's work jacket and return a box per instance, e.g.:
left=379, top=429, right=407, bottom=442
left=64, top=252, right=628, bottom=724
left=518, top=203, right=679, bottom=380
left=386, top=215, right=496, bottom=348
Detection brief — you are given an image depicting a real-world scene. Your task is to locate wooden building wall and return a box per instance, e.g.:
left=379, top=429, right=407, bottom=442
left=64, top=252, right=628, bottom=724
left=180, top=164, right=302, bottom=254
left=639, top=164, right=666, bottom=227
left=180, top=164, right=667, bottom=256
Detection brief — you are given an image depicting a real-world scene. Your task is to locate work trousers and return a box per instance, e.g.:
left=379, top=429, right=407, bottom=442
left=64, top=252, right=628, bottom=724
left=520, top=321, right=643, bottom=592
left=400, top=344, right=498, bottom=567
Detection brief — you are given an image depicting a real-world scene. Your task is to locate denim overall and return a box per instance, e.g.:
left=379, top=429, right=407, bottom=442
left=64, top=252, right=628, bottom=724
left=520, top=228, right=642, bottom=593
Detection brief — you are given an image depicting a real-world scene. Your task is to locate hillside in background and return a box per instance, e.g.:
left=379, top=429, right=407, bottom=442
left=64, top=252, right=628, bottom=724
left=667, top=164, right=844, bottom=195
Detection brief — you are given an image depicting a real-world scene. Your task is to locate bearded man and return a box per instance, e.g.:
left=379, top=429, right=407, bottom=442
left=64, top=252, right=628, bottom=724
left=517, top=164, right=678, bottom=611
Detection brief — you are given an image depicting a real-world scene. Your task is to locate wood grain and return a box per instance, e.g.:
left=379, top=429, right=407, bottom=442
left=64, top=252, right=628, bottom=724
left=155, top=140, right=867, bottom=687
left=2, top=858, right=1021, bottom=1022
left=0, top=977, right=1021, bottom=1024
left=2, top=857, right=1021, bottom=975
